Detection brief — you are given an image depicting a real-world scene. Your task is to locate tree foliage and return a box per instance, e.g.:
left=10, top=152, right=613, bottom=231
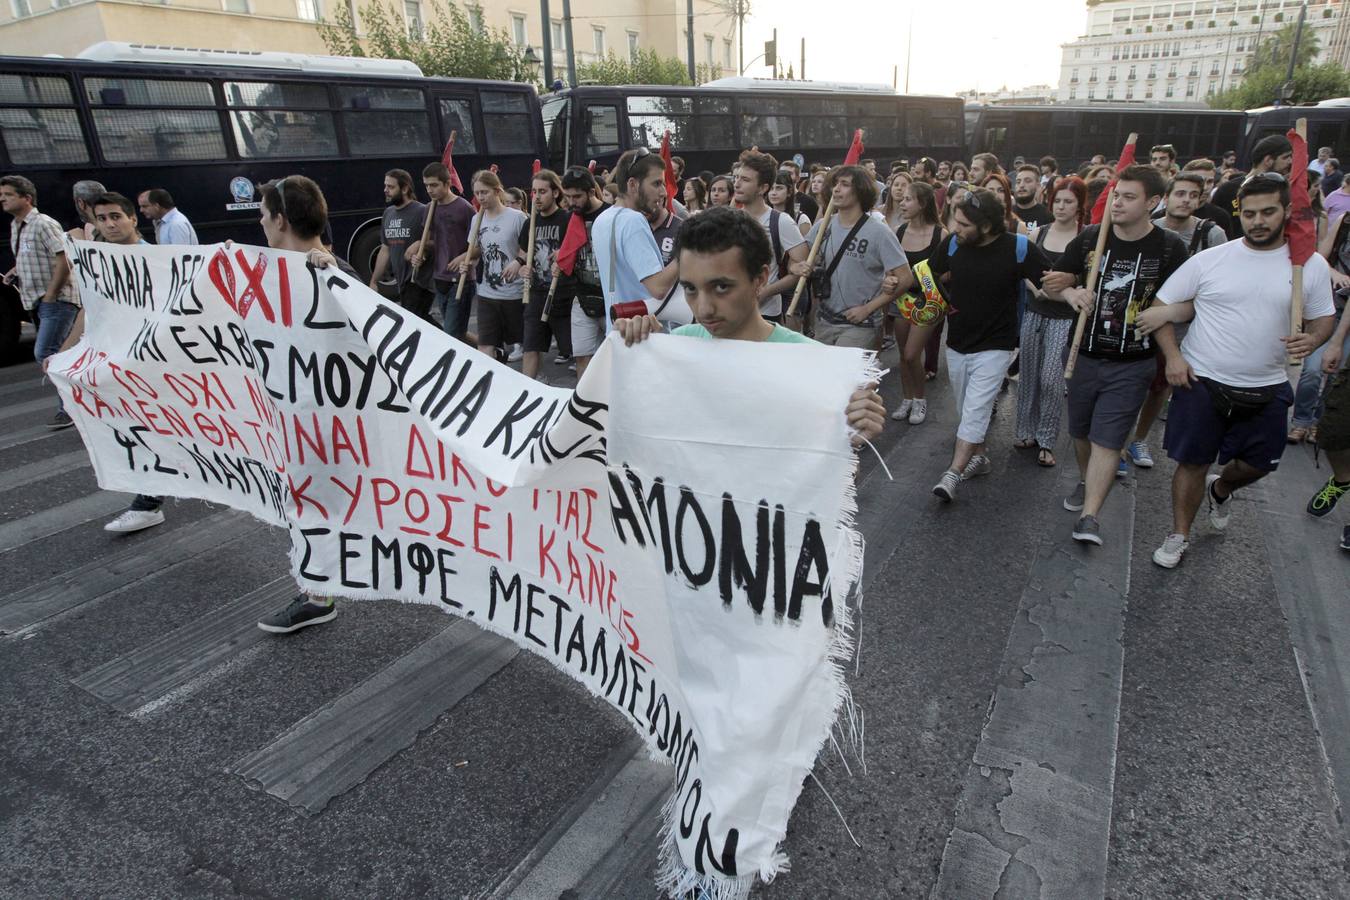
left=576, top=48, right=696, bottom=86
left=1208, top=22, right=1348, bottom=108
left=318, top=1, right=536, bottom=82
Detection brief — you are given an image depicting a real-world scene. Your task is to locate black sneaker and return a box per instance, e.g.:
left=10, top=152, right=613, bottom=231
left=1341, top=526, right=1350, bottom=553
left=1063, top=481, right=1086, bottom=512
left=257, top=595, right=337, bottom=634
left=1072, top=514, right=1103, bottom=546
left=1307, top=477, right=1349, bottom=518
left=48, top=410, right=74, bottom=430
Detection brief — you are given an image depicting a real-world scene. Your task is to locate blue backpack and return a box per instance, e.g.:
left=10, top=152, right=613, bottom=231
left=947, top=232, right=1028, bottom=263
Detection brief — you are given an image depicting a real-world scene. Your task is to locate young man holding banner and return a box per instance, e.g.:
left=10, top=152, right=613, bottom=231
left=1041, top=165, right=1189, bottom=546
left=612, top=206, right=885, bottom=444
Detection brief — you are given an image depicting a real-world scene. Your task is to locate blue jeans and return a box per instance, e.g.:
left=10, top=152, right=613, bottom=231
left=1291, top=325, right=1349, bottom=428
left=34, top=300, right=79, bottom=412
left=435, top=279, right=474, bottom=341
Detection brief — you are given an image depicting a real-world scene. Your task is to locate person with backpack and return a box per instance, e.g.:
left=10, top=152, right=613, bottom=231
left=1124, top=172, right=1229, bottom=466
left=733, top=151, right=807, bottom=324
left=559, top=166, right=611, bottom=379
left=789, top=164, right=909, bottom=349
left=1040, top=165, right=1190, bottom=546
left=926, top=188, right=1052, bottom=502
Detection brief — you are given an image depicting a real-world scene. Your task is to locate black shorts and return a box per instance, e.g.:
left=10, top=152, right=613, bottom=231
left=1315, top=373, right=1350, bottom=452
left=523, top=289, right=573, bottom=356
left=476, top=296, right=524, bottom=348
left=1163, top=378, right=1294, bottom=473
left=1065, top=354, right=1155, bottom=451
left=397, top=281, right=435, bottom=322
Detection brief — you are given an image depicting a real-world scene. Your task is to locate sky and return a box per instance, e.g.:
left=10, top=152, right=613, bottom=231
left=738, top=0, right=1091, bottom=96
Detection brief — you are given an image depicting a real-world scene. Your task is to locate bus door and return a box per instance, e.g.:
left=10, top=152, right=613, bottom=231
left=580, top=100, right=622, bottom=168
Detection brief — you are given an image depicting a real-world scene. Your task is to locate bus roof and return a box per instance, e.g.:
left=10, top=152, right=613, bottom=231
left=551, top=80, right=957, bottom=101
left=74, top=41, right=425, bottom=78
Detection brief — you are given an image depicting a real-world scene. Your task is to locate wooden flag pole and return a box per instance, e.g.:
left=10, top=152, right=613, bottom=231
left=786, top=196, right=836, bottom=317
left=1289, top=117, right=1308, bottom=369
left=523, top=198, right=539, bottom=291
left=455, top=208, right=483, bottom=302
left=1065, top=132, right=1137, bottom=380
left=412, top=130, right=455, bottom=276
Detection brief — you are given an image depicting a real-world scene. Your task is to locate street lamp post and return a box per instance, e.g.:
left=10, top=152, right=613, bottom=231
left=1218, top=19, right=1238, bottom=95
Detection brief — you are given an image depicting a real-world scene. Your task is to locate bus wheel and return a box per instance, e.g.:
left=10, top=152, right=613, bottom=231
left=349, top=227, right=383, bottom=284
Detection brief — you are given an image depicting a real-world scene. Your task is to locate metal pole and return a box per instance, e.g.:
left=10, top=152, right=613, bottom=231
left=772, top=27, right=777, bottom=79
left=1219, top=21, right=1234, bottom=95
left=800, top=37, right=805, bottom=81
left=1285, top=1, right=1308, bottom=84
left=561, top=0, right=577, bottom=87
left=905, top=8, right=913, bottom=92
left=686, top=0, right=696, bottom=83
left=540, top=0, right=554, bottom=87
left=738, top=0, right=744, bottom=75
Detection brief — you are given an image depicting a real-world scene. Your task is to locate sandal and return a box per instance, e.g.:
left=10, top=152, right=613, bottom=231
left=1014, top=439, right=1037, bottom=449
left=1038, top=448, right=1056, bottom=467
left=1287, top=426, right=1309, bottom=444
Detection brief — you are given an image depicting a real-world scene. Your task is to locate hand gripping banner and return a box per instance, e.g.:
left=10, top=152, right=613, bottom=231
left=50, top=239, right=874, bottom=899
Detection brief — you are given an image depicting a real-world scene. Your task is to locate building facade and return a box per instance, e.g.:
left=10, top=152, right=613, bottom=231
left=0, top=0, right=738, bottom=82
left=1056, top=0, right=1349, bottom=106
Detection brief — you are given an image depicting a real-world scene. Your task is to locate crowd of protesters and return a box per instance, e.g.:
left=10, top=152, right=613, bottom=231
left=4, top=128, right=1349, bottom=638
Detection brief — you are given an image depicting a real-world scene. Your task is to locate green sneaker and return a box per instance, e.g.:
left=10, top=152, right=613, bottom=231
left=1307, top=477, right=1350, bottom=519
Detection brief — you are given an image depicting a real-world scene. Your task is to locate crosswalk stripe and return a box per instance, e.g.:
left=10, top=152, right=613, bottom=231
left=228, top=620, right=519, bottom=815
left=0, top=421, right=67, bottom=452
left=934, top=463, right=1134, bottom=898
left=0, top=395, right=54, bottom=423
left=73, top=576, right=294, bottom=714
left=0, top=375, right=44, bottom=400
left=0, top=449, right=90, bottom=494
left=1256, top=448, right=1350, bottom=843
left=0, top=490, right=133, bottom=553
left=0, top=509, right=260, bottom=634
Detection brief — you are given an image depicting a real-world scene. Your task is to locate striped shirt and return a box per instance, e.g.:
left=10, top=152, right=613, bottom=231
left=9, top=208, right=75, bottom=310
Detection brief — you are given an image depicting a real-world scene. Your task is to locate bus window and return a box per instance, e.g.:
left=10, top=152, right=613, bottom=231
left=850, top=99, right=897, bottom=146
left=740, top=98, right=794, bottom=148
left=694, top=96, right=734, bottom=148
left=482, top=90, right=535, bottom=154
left=903, top=107, right=928, bottom=146
left=337, top=85, right=431, bottom=156
left=626, top=95, right=693, bottom=149
left=0, top=73, right=89, bottom=165
left=798, top=98, right=846, bottom=148
left=84, top=76, right=225, bottom=163
left=438, top=98, right=479, bottom=153
left=540, top=94, right=569, bottom=168
left=583, top=104, right=620, bottom=157
left=224, top=81, right=338, bottom=159
left=929, top=114, right=963, bottom=148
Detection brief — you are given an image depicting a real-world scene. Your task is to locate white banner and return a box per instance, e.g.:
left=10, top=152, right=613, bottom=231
left=51, top=239, right=872, bottom=899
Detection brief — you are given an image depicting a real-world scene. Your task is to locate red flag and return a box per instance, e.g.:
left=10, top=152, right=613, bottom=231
left=1286, top=128, right=1315, bottom=266
left=843, top=130, right=865, bottom=167
left=531, top=158, right=542, bottom=176
left=555, top=212, right=589, bottom=276
left=440, top=133, right=464, bottom=194
left=660, top=132, right=678, bottom=213
left=1089, top=139, right=1137, bottom=225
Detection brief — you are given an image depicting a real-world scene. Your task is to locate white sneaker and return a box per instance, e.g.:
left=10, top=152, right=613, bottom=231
left=961, top=454, right=992, bottom=480
left=1152, top=532, right=1189, bottom=568
left=1205, top=473, right=1232, bottom=531
left=932, top=469, right=961, bottom=502
left=908, top=398, right=928, bottom=425
left=104, top=508, right=165, bottom=533
left=507, top=343, right=524, bottom=363
left=891, top=398, right=914, bottom=421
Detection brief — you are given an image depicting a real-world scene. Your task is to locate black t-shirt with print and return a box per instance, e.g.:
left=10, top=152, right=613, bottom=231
left=1054, top=224, right=1190, bottom=361
left=1013, top=202, right=1052, bottom=231
left=527, top=207, right=573, bottom=295
left=927, top=232, right=1050, bottom=354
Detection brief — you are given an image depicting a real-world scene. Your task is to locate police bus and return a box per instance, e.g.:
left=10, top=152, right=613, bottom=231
left=967, top=103, right=1248, bottom=169
left=1243, top=98, right=1350, bottom=160
left=0, top=42, right=544, bottom=352
left=540, top=77, right=966, bottom=177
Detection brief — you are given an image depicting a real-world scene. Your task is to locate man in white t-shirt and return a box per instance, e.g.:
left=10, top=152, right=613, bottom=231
left=733, top=150, right=807, bottom=322
left=1138, top=173, right=1337, bottom=568
left=590, top=147, right=679, bottom=375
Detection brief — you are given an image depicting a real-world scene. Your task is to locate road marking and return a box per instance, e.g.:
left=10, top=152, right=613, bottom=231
left=934, top=464, right=1134, bottom=898
left=1257, top=448, right=1350, bottom=845
left=0, top=395, right=55, bottom=424
left=0, top=449, right=90, bottom=494
left=73, top=576, right=294, bottom=714
left=0, top=509, right=259, bottom=634
left=0, top=422, right=68, bottom=452
left=228, top=620, right=519, bottom=815
left=0, top=490, right=132, bottom=553
left=0, top=374, right=44, bottom=399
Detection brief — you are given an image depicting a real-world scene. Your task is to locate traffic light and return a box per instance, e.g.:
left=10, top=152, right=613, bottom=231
left=764, top=38, right=776, bottom=70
